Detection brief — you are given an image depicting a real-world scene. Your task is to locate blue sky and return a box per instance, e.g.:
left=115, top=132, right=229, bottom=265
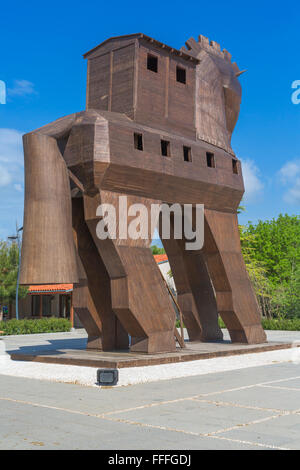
left=0, top=0, right=299, bottom=240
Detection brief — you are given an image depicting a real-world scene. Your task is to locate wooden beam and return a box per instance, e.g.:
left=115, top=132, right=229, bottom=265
left=174, top=328, right=185, bottom=349
left=158, top=267, right=186, bottom=349
left=68, top=169, right=84, bottom=193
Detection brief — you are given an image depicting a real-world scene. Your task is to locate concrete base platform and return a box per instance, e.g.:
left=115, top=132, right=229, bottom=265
left=10, top=340, right=298, bottom=369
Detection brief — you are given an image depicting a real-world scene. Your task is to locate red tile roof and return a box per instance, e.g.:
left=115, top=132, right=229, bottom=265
left=28, top=284, right=73, bottom=294
left=154, top=254, right=168, bottom=264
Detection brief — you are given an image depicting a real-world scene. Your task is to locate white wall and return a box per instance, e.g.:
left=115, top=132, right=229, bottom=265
left=157, top=261, right=176, bottom=293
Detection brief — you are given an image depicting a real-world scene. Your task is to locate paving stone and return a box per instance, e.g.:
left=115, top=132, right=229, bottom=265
left=109, top=399, right=275, bottom=435
left=0, top=400, right=258, bottom=450
left=206, top=384, right=300, bottom=412
left=218, top=413, right=300, bottom=450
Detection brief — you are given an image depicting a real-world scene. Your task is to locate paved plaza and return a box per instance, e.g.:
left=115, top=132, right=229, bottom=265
left=0, top=330, right=300, bottom=450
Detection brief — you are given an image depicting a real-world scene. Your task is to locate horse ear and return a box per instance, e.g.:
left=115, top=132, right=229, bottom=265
left=236, top=69, right=247, bottom=77
left=20, top=132, right=79, bottom=285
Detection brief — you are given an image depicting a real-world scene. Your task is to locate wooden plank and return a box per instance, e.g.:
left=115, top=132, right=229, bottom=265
left=68, top=169, right=84, bottom=192
left=157, top=266, right=185, bottom=349
left=10, top=342, right=296, bottom=370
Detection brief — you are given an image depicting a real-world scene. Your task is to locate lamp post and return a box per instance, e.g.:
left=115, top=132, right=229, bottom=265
left=8, top=224, right=23, bottom=321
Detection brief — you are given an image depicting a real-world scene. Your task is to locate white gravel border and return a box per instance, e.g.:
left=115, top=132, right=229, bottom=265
left=1, top=339, right=300, bottom=387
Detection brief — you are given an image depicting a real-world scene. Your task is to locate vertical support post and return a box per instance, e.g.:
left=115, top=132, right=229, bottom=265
left=16, top=231, right=21, bottom=321
left=39, top=295, right=43, bottom=318
left=65, top=295, right=68, bottom=318
left=70, top=291, right=74, bottom=328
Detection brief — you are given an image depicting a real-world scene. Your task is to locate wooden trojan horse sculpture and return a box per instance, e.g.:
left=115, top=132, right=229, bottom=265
left=20, top=33, right=266, bottom=353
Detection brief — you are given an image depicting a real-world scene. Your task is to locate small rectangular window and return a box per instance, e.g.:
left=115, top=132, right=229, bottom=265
left=232, top=159, right=238, bottom=174
left=206, top=152, right=215, bottom=168
left=183, top=146, right=192, bottom=162
left=176, top=66, right=186, bottom=84
left=134, top=133, right=143, bottom=151
left=161, top=140, right=170, bottom=157
left=147, top=54, right=158, bottom=73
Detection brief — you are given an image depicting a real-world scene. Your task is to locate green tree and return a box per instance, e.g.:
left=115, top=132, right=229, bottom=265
left=151, top=245, right=166, bottom=255
left=241, top=214, right=300, bottom=318
left=239, top=226, right=272, bottom=317
left=243, top=214, right=300, bottom=284
left=0, top=241, right=28, bottom=317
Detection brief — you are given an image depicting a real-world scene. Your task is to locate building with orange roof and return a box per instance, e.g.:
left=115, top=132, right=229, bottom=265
left=9, top=254, right=175, bottom=328
left=9, top=284, right=75, bottom=326
left=153, top=254, right=168, bottom=264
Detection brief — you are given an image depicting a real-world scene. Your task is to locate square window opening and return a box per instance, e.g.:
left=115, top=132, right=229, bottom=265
left=232, top=159, right=238, bottom=174
left=134, top=133, right=143, bottom=151
left=183, top=146, right=192, bottom=162
left=206, top=152, right=215, bottom=168
left=176, top=66, right=186, bottom=84
left=161, top=140, right=170, bottom=157
left=147, top=54, right=158, bottom=73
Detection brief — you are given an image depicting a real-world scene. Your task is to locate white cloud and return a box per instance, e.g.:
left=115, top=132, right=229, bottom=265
left=14, top=183, right=22, bottom=192
left=279, top=159, right=300, bottom=205
left=0, top=128, right=24, bottom=188
left=7, top=79, right=36, bottom=98
left=0, top=164, right=12, bottom=186
left=0, top=128, right=23, bottom=164
left=241, top=159, right=264, bottom=202
left=0, top=129, right=24, bottom=239
left=0, top=80, right=6, bottom=104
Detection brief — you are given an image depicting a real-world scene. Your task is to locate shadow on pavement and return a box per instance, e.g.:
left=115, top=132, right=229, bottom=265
left=6, top=337, right=87, bottom=356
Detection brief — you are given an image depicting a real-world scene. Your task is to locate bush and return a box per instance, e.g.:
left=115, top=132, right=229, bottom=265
left=260, top=317, right=300, bottom=331
left=0, top=317, right=71, bottom=335
left=219, top=317, right=300, bottom=331
left=218, top=317, right=300, bottom=331
left=176, top=317, right=300, bottom=331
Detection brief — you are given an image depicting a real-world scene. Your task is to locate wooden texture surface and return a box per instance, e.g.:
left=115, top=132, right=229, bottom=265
left=203, top=210, right=266, bottom=343
left=20, top=133, right=78, bottom=285
left=83, top=191, right=176, bottom=353
left=159, top=211, right=223, bottom=342
left=20, top=33, right=266, bottom=353
left=11, top=341, right=295, bottom=370
left=72, top=197, right=129, bottom=350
